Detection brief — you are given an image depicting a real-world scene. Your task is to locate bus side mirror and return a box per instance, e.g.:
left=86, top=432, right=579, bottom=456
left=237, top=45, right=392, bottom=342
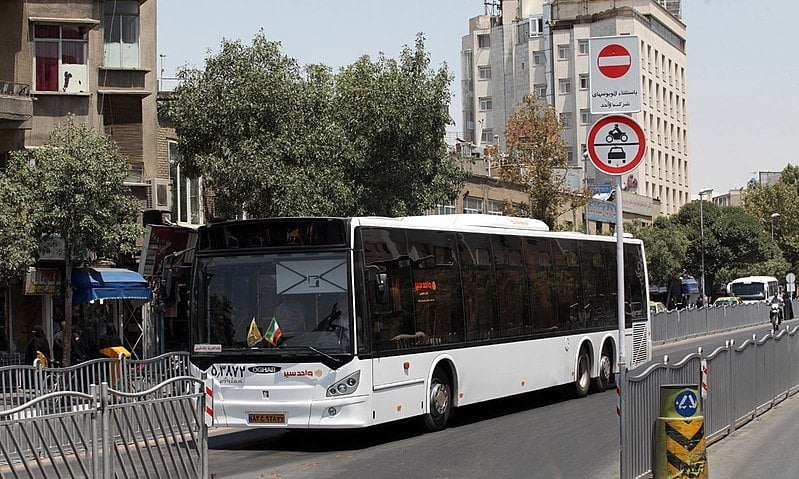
left=375, top=273, right=388, bottom=305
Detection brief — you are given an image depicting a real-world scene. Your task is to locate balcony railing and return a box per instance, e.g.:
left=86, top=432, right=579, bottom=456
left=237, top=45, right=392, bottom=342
left=0, top=81, right=31, bottom=97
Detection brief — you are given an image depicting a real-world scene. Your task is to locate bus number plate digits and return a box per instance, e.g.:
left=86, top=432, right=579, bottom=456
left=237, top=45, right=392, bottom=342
left=248, top=413, right=285, bottom=424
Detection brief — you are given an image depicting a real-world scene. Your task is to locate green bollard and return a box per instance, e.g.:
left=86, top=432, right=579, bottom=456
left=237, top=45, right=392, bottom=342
left=653, top=384, right=708, bottom=478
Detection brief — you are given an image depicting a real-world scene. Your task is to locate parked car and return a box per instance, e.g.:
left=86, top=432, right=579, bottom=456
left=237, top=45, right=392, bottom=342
left=649, top=301, right=667, bottom=315
left=712, top=296, right=742, bottom=307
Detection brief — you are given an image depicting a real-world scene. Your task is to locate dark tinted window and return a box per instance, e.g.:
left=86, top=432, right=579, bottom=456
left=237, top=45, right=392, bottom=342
left=552, top=239, right=584, bottom=328
left=580, top=240, right=615, bottom=327
left=407, top=230, right=464, bottom=345
left=624, top=243, right=647, bottom=322
left=360, top=228, right=415, bottom=351
left=524, top=237, right=558, bottom=333
left=457, top=233, right=498, bottom=341
left=492, top=235, right=528, bottom=337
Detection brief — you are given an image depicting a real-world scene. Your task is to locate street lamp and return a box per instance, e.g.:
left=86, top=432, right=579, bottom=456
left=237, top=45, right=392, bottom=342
left=771, top=213, right=780, bottom=240
left=698, top=188, right=713, bottom=303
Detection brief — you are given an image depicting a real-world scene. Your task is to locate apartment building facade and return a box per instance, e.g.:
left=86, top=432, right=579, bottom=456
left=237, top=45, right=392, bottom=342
left=0, top=0, right=161, bottom=356
left=462, top=0, right=688, bottom=222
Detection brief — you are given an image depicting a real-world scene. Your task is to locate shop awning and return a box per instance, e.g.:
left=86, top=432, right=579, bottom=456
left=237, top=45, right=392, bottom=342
left=72, top=268, right=152, bottom=305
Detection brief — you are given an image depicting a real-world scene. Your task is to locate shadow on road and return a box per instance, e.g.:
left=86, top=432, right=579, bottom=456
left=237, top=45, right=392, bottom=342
left=208, top=384, right=581, bottom=453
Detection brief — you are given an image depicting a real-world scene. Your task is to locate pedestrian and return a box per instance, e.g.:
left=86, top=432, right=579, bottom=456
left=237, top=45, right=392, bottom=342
left=783, top=289, right=794, bottom=320
left=25, top=325, right=51, bottom=367
left=53, top=321, right=66, bottom=367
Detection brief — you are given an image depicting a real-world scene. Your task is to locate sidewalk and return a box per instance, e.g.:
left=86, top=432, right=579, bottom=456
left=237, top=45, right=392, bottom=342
left=708, top=393, right=799, bottom=478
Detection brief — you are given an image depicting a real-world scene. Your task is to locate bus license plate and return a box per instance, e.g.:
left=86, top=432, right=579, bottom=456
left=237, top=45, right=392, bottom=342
left=248, top=413, right=285, bottom=424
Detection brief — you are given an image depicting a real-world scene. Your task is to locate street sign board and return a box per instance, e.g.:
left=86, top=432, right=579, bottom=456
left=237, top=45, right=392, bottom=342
left=587, top=115, right=646, bottom=176
left=589, top=36, right=641, bottom=114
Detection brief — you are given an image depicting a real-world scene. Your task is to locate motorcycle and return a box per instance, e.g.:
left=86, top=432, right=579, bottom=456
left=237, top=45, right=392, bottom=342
left=770, top=302, right=783, bottom=331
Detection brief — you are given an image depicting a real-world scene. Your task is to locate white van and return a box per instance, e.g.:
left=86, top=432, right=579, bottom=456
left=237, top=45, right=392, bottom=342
left=726, top=276, right=779, bottom=304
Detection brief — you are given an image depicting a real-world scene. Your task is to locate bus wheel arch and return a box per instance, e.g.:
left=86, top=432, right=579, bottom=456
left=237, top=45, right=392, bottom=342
left=574, top=341, right=593, bottom=398
left=593, top=337, right=615, bottom=393
left=423, top=359, right=456, bottom=432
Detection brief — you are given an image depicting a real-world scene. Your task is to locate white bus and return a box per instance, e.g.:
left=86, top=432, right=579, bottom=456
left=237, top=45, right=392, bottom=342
left=726, top=275, right=779, bottom=304
left=189, top=215, right=651, bottom=431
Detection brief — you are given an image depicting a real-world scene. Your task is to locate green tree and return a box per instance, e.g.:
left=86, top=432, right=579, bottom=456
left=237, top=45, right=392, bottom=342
left=743, top=171, right=799, bottom=273
left=9, top=118, right=141, bottom=366
left=334, top=34, right=465, bottom=216
left=498, top=95, right=574, bottom=227
left=672, top=202, right=787, bottom=293
left=627, top=217, right=689, bottom=291
left=0, top=175, right=36, bottom=284
left=165, top=32, right=465, bottom=219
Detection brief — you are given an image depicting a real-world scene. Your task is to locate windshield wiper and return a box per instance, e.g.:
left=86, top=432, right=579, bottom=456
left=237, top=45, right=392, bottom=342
left=306, top=346, right=343, bottom=370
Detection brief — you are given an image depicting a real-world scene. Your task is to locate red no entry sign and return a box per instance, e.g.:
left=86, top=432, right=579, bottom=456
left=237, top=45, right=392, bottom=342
left=597, top=44, right=631, bottom=79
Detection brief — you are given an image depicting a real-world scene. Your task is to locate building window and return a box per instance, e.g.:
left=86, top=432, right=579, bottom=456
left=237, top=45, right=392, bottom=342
left=560, top=113, right=572, bottom=129
left=104, top=0, right=140, bottom=69
left=478, top=34, right=490, bottom=49
left=558, top=44, right=571, bottom=60
left=481, top=128, right=494, bottom=143
left=464, top=196, right=483, bottom=214
left=479, top=96, right=493, bottom=111
left=566, top=147, right=574, bottom=164
left=478, top=66, right=491, bottom=80
left=532, top=51, right=545, bottom=66
left=534, top=83, right=547, bottom=98
left=559, top=78, right=571, bottom=94
left=33, top=24, right=89, bottom=92
left=578, top=39, right=589, bottom=55
left=488, top=200, right=504, bottom=216
left=169, top=141, right=204, bottom=225
left=435, top=200, right=456, bottom=215
left=529, top=16, right=543, bottom=37
left=579, top=74, right=589, bottom=90
left=580, top=109, right=591, bottom=125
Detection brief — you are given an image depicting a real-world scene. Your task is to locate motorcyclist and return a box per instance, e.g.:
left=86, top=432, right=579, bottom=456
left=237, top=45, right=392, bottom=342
left=769, top=291, right=784, bottom=324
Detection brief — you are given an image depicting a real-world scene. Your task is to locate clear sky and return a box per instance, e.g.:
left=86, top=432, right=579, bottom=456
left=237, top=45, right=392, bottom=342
left=158, top=0, right=799, bottom=196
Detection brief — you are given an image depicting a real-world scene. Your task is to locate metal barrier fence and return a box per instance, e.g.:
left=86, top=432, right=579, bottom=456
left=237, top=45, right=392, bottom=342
left=622, top=323, right=799, bottom=479
left=0, top=376, right=207, bottom=479
left=0, top=352, right=203, bottom=478
left=650, top=300, right=799, bottom=343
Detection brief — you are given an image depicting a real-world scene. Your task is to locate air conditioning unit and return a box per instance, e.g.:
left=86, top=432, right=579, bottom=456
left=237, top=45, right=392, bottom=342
left=146, top=178, right=172, bottom=210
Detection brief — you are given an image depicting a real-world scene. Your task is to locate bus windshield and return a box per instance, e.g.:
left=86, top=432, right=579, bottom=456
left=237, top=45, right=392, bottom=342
left=729, top=282, right=766, bottom=300
left=192, top=251, right=352, bottom=355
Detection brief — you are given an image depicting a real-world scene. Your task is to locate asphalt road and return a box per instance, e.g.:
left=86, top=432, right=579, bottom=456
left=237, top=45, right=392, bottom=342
left=207, top=318, right=796, bottom=479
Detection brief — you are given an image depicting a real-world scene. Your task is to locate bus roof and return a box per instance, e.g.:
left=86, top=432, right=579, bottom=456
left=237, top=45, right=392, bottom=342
left=355, top=214, right=549, bottom=231
left=727, top=276, right=778, bottom=284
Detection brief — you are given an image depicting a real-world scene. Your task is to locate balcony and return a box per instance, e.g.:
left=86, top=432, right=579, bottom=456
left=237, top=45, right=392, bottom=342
left=0, top=81, right=33, bottom=128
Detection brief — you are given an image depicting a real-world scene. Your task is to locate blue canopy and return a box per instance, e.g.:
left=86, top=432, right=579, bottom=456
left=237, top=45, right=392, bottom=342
left=72, top=268, right=152, bottom=306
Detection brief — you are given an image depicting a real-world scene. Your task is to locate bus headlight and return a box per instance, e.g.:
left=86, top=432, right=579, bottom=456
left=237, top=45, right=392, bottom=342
left=326, top=371, right=360, bottom=397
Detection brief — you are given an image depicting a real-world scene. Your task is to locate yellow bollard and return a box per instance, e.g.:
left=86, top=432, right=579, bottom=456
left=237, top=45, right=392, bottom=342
left=653, top=384, right=708, bottom=479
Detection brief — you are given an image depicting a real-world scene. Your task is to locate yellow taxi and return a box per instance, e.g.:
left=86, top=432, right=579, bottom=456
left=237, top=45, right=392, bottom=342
left=649, top=301, right=667, bottom=315
left=712, top=296, right=742, bottom=307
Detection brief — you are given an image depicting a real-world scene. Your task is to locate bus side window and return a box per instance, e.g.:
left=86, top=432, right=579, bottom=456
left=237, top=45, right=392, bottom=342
left=359, top=227, right=415, bottom=351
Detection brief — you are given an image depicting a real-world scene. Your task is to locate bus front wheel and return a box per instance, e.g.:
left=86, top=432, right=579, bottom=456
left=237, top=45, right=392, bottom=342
left=424, top=369, right=452, bottom=432
left=575, top=349, right=591, bottom=398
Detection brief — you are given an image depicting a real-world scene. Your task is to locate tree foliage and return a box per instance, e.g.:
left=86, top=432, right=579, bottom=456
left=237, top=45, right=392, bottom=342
left=627, top=218, right=688, bottom=288
left=8, top=117, right=141, bottom=365
left=498, top=95, right=571, bottom=227
left=164, top=32, right=465, bottom=219
left=742, top=168, right=799, bottom=273
left=0, top=176, right=36, bottom=284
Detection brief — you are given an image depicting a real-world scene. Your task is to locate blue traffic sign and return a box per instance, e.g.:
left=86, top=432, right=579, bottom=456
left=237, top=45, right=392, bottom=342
left=674, top=390, right=698, bottom=417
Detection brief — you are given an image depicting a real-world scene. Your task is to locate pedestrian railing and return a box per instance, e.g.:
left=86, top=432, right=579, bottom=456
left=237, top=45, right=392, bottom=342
left=649, top=301, right=792, bottom=343
left=622, top=323, right=799, bottom=479
left=0, top=375, right=207, bottom=479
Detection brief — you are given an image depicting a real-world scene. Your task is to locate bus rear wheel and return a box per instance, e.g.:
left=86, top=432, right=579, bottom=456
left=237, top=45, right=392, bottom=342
left=592, top=350, right=612, bottom=393
left=575, top=349, right=591, bottom=398
left=424, top=369, right=452, bottom=432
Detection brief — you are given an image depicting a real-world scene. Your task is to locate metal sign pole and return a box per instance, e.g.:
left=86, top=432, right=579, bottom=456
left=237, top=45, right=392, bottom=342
left=615, top=175, right=627, bottom=479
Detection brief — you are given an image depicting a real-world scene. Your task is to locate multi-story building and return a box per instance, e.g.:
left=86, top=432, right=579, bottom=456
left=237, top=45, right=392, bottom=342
left=462, top=0, right=688, bottom=222
left=0, top=0, right=160, bottom=355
